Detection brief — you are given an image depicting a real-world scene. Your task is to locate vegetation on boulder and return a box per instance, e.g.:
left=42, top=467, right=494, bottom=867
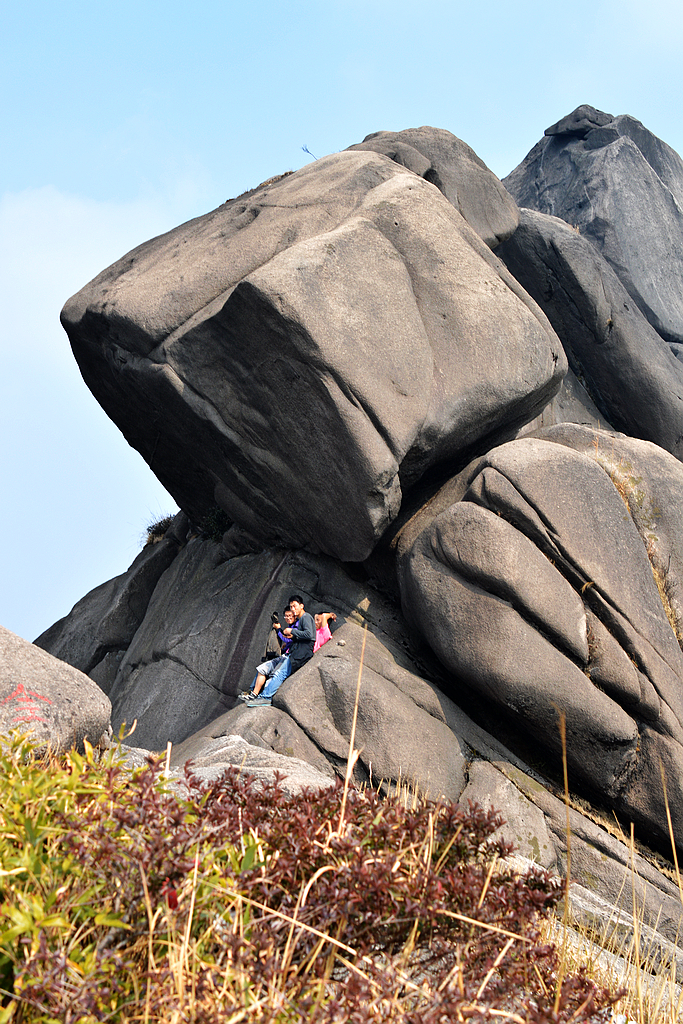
left=0, top=736, right=617, bottom=1023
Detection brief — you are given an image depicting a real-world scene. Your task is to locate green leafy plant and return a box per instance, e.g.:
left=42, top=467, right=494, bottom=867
left=199, top=506, right=232, bottom=543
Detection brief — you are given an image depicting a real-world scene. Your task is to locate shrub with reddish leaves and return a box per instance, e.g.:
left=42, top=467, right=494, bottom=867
left=0, top=740, right=617, bottom=1023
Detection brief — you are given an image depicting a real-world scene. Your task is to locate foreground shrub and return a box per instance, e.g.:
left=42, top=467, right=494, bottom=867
left=0, top=738, right=617, bottom=1022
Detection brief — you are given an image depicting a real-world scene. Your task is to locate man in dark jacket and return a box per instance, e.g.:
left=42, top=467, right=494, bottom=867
left=282, top=595, right=316, bottom=674
left=244, top=596, right=316, bottom=707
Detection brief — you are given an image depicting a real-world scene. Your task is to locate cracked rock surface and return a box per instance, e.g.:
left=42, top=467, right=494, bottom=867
left=61, top=148, right=563, bottom=562
left=397, top=429, right=683, bottom=849
left=497, top=207, right=683, bottom=460
left=504, top=105, right=683, bottom=344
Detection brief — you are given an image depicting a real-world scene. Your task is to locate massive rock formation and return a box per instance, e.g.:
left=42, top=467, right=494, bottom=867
left=497, top=208, right=683, bottom=459
left=33, top=111, right=683, bottom=956
left=396, top=427, right=683, bottom=851
left=504, top=105, right=683, bottom=344
left=61, top=142, right=564, bottom=563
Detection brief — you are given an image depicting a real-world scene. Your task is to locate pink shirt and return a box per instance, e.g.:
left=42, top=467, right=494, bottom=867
left=313, top=624, right=332, bottom=652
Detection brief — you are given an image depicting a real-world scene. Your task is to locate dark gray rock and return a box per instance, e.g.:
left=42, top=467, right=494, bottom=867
left=397, top=435, right=683, bottom=850
left=347, top=126, right=519, bottom=247
left=504, top=107, right=683, bottom=343
left=62, top=149, right=564, bottom=563
left=88, top=650, right=125, bottom=696
left=544, top=105, right=614, bottom=138
left=0, top=625, right=111, bottom=751
left=498, top=208, right=683, bottom=459
left=108, top=541, right=289, bottom=749
left=106, top=538, right=424, bottom=751
left=34, top=528, right=182, bottom=676
left=277, top=622, right=471, bottom=800
left=537, top=424, right=683, bottom=643
left=116, top=736, right=334, bottom=796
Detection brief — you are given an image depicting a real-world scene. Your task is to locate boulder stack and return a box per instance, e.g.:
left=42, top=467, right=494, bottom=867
left=38, top=109, right=683, bottom=920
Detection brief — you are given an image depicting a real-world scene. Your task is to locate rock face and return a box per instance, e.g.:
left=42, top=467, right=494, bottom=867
left=346, top=126, right=519, bottom=247
left=504, top=106, right=683, bottom=343
left=174, top=734, right=335, bottom=797
left=0, top=625, right=111, bottom=751
left=173, top=620, right=472, bottom=800
left=39, top=112, right=683, bottom=959
left=61, top=149, right=564, bottom=563
left=397, top=428, right=683, bottom=851
left=41, top=531, right=427, bottom=753
left=497, top=208, right=683, bottom=459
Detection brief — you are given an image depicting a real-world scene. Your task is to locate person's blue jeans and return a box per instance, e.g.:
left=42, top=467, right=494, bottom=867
left=260, top=656, right=291, bottom=699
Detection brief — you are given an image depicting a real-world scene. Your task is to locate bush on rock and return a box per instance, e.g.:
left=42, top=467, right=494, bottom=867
left=0, top=737, right=617, bottom=1023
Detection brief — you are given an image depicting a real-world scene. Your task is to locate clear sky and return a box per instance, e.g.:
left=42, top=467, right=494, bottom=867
left=2, top=0, right=682, bottom=642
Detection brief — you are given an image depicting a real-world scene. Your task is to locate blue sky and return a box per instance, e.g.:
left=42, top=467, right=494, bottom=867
left=2, top=0, right=683, bottom=642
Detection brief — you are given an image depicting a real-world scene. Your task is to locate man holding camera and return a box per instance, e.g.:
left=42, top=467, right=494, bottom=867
left=239, top=595, right=316, bottom=707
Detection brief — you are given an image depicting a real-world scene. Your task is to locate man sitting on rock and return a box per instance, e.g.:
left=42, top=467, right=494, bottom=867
left=243, top=596, right=317, bottom=707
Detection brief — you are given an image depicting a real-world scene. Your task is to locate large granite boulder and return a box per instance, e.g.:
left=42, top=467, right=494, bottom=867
left=498, top=208, right=683, bottom=459
left=346, top=126, right=519, bottom=247
left=0, top=625, right=111, bottom=751
left=504, top=106, right=683, bottom=343
left=397, top=431, right=683, bottom=851
left=61, top=148, right=565, bottom=563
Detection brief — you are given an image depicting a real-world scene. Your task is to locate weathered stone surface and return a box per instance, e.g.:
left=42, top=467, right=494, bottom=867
left=176, top=734, right=335, bottom=796
left=62, top=149, right=564, bottom=562
left=106, top=539, right=423, bottom=751
left=544, top=105, right=614, bottom=138
left=116, top=737, right=334, bottom=796
left=0, top=625, right=111, bottom=751
left=515, top=367, right=610, bottom=438
left=172, top=703, right=336, bottom=779
left=34, top=528, right=182, bottom=676
left=498, top=208, right=683, bottom=459
left=397, top=435, right=683, bottom=849
left=347, top=126, right=519, bottom=247
left=504, top=107, right=683, bottom=343
left=460, top=759, right=556, bottom=869
left=538, top=424, right=683, bottom=642
left=108, top=542, right=288, bottom=749
left=176, top=620, right=472, bottom=802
